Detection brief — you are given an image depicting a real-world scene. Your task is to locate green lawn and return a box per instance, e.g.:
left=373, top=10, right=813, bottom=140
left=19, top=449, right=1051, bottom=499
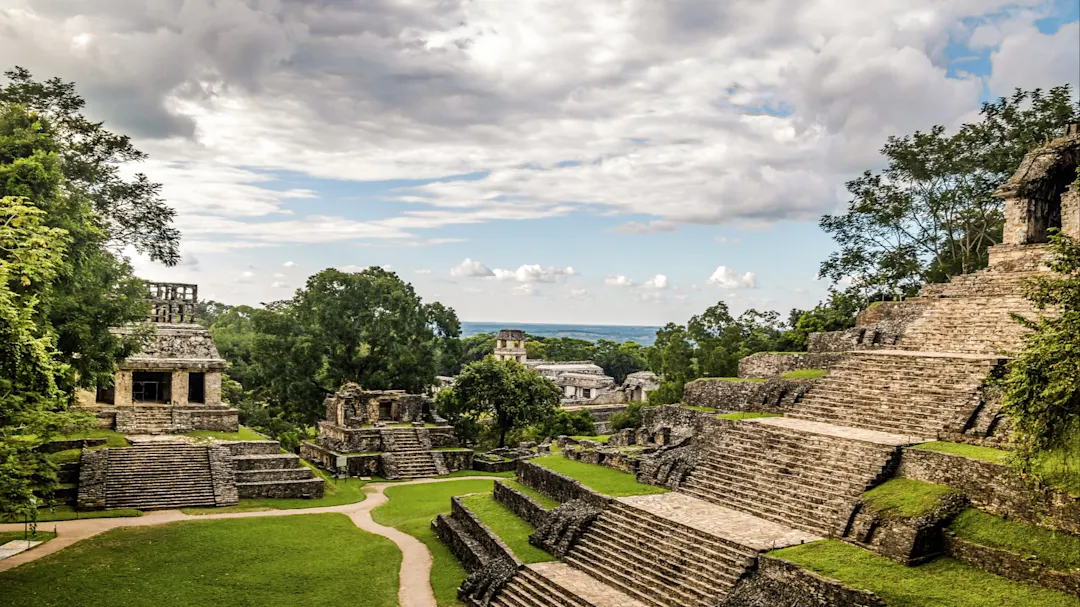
left=459, top=493, right=554, bottom=564
left=0, top=514, right=401, bottom=606
left=717, top=412, right=784, bottom=421
left=530, top=455, right=668, bottom=497
left=45, top=448, right=83, bottom=465
left=780, top=369, right=827, bottom=380
left=912, top=441, right=1011, bottom=464
left=862, top=479, right=961, bottom=519
left=12, top=506, right=143, bottom=523
left=949, top=508, right=1080, bottom=571
left=372, top=479, right=499, bottom=607
left=570, top=435, right=610, bottom=443
left=183, top=425, right=267, bottom=441
left=0, top=530, right=55, bottom=547
left=770, top=540, right=1078, bottom=607
left=56, top=429, right=130, bottom=448
left=502, top=479, right=559, bottom=509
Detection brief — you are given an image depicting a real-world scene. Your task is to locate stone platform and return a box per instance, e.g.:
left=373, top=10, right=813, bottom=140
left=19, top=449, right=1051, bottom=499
left=619, top=492, right=819, bottom=551
left=528, top=562, right=649, bottom=607
left=748, top=416, right=921, bottom=446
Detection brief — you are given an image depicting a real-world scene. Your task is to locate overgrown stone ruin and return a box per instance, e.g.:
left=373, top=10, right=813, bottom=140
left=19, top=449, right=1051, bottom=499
left=440, top=127, right=1080, bottom=606
left=300, top=382, right=474, bottom=479
left=67, top=281, right=324, bottom=512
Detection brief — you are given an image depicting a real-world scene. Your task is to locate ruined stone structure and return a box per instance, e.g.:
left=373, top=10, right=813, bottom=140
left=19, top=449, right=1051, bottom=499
left=527, top=361, right=618, bottom=401
left=301, top=382, right=473, bottom=479
left=76, top=282, right=237, bottom=434
left=494, top=329, right=527, bottom=363
left=441, top=127, right=1080, bottom=606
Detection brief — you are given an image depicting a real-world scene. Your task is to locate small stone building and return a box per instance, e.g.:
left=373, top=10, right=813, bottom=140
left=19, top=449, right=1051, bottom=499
left=494, top=328, right=527, bottom=362
left=998, top=123, right=1080, bottom=246
left=76, top=282, right=238, bottom=434
left=301, top=382, right=473, bottom=479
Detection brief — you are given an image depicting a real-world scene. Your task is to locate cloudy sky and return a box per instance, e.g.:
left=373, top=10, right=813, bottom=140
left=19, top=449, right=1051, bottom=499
left=3, top=1, right=1077, bottom=326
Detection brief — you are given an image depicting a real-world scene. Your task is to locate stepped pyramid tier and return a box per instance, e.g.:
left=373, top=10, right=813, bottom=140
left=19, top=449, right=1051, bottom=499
left=301, top=382, right=472, bottom=479
left=75, top=281, right=238, bottom=434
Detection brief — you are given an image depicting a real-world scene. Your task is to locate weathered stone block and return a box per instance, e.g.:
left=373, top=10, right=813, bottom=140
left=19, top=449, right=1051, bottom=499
left=722, top=556, right=885, bottom=607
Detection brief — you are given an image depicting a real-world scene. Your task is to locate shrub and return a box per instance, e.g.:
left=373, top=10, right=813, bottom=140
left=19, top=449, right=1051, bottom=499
left=611, top=402, right=646, bottom=431
left=538, top=410, right=595, bottom=438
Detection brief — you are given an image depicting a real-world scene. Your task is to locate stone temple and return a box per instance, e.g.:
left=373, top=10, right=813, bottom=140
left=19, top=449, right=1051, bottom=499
left=436, top=126, right=1080, bottom=606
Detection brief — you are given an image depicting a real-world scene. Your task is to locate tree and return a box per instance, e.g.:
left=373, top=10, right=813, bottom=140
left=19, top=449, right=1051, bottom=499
left=593, top=339, right=648, bottom=384
left=538, top=409, right=596, bottom=438
left=819, top=85, right=1079, bottom=298
left=0, top=67, right=180, bottom=265
left=541, top=337, right=597, bottom=361
left=436, top=356, right=561, bottom=447
left=1002, top=229, right=1080, bottom=475
left=782, top=290, right=865, bottom=351
left=249, top=267, right=461, bottom=425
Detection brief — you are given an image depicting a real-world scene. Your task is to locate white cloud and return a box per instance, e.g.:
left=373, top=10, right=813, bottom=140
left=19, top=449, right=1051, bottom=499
left=415, top=269, right=432, bottom=274
left=569, top=288, right=590, bottom=299
left=604, top=275, right=634, bottom=287
left=238, top=270, right=256, bottom=284
left=283, top=261, right=297, bottom=268
left=707, top=266, right=757, bottom=289
left=612, top=220, right=677, bottom=234
left=270, top=281, right=288, bottom=288
left=273, top=272, right=286, bottom=278
left=641, top=274, right=669, bottom=290
left=714, top=236, right=742, bottom=244
left=381, top=264, right=394, bottom=271
left=492, top=264, right=577, bottom=283
left=987, top=21, right=1080, bottom=96
left=451, top=258, right=495, bottom=277
left=513, top=284, right=539, bottom=296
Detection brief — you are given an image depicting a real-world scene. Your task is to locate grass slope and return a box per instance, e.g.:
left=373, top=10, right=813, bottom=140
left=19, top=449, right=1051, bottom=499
left=949, top=508, right=1080, bottom=571
left=912, top=441, right=1010, bottom=464
left=460, top=493, right=554, bottom=564
left=530, top=455, right=667, bottom=497
left=502, top=479, right=560, bottom=509
left=570, top=435, right=611, bottom=443
left=15, top=506, right=142, bottom=523
left=0, top=514, right=401, bottom=607
left=771, top=540, right=1077, bottom=607
left=716, top=412, right=783, bottom=421
left=56, top=429, right=130, bottom=448
left=183, top=464, right=366, bottom=514
left=0, top=531, right=55, bottom=547
left=372, top=479, right=498, bottom=607
left=861, top=479, right=961, bottom=519
left=780, top=369, right=827, bottom=380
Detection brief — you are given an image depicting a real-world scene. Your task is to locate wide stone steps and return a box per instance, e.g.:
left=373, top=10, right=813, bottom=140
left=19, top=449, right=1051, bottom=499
left=392, top=451, right=439, bottom=478
left=235, top=467, right=315, bottom=483
left=232, top=453, right=303, bottom=470
left=236, top=478, right=324, bottom=499
left=104, top=445, right=218, bottom=510
left=492, top=565, right=643, bottom=607
left=230, top=447, right=323, bottom=499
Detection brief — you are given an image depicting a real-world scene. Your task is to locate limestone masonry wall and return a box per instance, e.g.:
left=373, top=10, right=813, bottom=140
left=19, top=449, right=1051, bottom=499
left=738, top=352, right=845, bottom=378
left=516, top=460, right=609, bottom=508
left=207, top=445, right=239, bottom=506
left=493, top=479, right=549, bottom=528
left=722, top=557, right=886, bottom=607
left=452, top=496, right=520, bottom=565
left=898, top=448, right=1080, bottom=535
left=945, top=535, right=1080, bottom=596
left=682, top=377, right=818, bottom=413
left=76, top=449, right=108, bottom=510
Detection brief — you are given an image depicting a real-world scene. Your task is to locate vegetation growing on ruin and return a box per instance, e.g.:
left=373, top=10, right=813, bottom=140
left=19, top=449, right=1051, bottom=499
left=570, top=434, right=611, bottom=443
left=503, top=480, right=560, bottom=509
left=460, top=493, right=555, bottom=564
left=770, top=539, right=1074, bottom=607
left=716, top=412, right=783, bottom=421
left=0, top=514, right=401, bottom=606
left=372, top=479, right=499, bottom=606
left=912, top=441, right=1010, bottom=464
left=531, top=455, right=668, bottom=497
left=539, top=409, right=596, bottom=439
left=780, top=369, right=828, bottom=380
left=183, top=425, right=267, bottom=442
left=1002, top=230, right=1080, bottom=489
left=948, top=508, right=1080, bottom=571
left=861, top=479, right=962, bottom=519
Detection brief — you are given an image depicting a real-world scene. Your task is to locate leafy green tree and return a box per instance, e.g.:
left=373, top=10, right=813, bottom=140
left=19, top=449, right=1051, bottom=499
left=1002, top=230, right=1080, bottom=474
left=782, top=290, right=866, bottom=351
left=250, top=267, right=461, bottom=425
left=819, top=85, right=1079, bottom=298
left=436, top=356, right=561, bottom=447
left=593, top=339, right=648, bottom=384
left=541, top=337, right=597, bottom=361
left=538, top=409, right=596, bottom=438
left=524, top=338, right=548, bottom=361
left=610, top=402, right=646, bottom=431
left=443, top=332, right=497, bottom=375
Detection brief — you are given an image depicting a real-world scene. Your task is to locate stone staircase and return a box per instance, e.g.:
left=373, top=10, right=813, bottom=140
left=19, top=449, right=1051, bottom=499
left=226, top=441, right=325, bottom=499
left=114, top=406, right=178, bottom=434
left=382, top=428, right=441, bottom=478
left=563, top=500, right=758, bottom=607
left=680, top=419, right=904, bottom=537
left=899, top=296, right=1040, bottom=355
left=491, top=563, right=648, bottom=607
left=785, top=350, right=1002, bottom=438
left=104, top=444, right=218, bottom=509
left=389, top=450, right=440, bottom=478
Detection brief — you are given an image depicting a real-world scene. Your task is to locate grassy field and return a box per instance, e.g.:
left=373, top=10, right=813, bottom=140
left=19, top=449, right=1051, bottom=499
left=0, top=514, right=401, bottom=607
left=502, top=479, right=560, bottom=508
left=770, top=540, right=1078, bottom=607
left=56, top=428, right=131, bottom=448
left=372, top=479, right=498, bottom=607
left=459, top=493, right=554, bottom=564
left=861, top=479, right=961, bottom=518
left=949, top=508, right=1080, bottom=571
left=13, top=506, right=142, bottom=523
left=716, top=412, right=784, bottom=421
left=530, top=455, right=668, bottom=497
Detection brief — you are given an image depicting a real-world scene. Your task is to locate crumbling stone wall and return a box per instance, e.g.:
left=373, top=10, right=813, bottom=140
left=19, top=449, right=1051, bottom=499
left=516, top=460, right=609, bottom=507
left=683, top=377, right=818, bottom=413
left=637, top=437, right=704, bottom=490
left=847, top=492, right=969, bottom=564
left=997, top=125, right=1080, bottom=245
left=738, top=352, right=845, bottom=378
left=945, top=534, right=1080, bottom=596
left=76, top=449, right=108, bottom=510
left=722, top=557, right=886, bottom=607
left=529, top=499, right=603, bottom=558
left=207, top=445, right=240, bottom=506
left=809, top=300, right=929, bottom=353
left=898, top=448, right=1080, bottom=535
left=494, top=480, right=549, bottom=528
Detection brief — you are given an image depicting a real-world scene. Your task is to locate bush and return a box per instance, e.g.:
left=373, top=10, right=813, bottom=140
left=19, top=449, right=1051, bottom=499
left=610, top=402, right=646, bottom=431
left=646, top=380, right=684, bottom=405
left=538, top=410, right=595, bottom=438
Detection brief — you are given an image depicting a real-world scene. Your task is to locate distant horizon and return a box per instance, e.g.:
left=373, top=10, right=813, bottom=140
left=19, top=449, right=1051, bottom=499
left=460, top=321, right=661, bottom=345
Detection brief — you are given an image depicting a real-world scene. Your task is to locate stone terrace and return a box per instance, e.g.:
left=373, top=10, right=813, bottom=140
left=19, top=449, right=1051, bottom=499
left=493, top=563, right=648, bottom=607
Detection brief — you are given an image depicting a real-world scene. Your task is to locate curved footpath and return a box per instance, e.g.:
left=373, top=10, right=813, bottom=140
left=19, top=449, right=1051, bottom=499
left=0, top=476, right=502, bottom=607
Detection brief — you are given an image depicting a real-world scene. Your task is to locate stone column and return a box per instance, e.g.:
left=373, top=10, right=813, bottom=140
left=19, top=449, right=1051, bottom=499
left=171, top=370, right=189, bottom=406
left=114, top=370, right=133, bottom=406
left=205, top=371, right=223, bottom=405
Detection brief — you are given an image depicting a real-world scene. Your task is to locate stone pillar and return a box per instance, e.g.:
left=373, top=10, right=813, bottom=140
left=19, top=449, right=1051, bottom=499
left=171, top=371, right=189, bottom=406
left=114, top=370, right=133, bottom=406
left=204, top=371, right=222, bottom=405
left=1062, top=189, right=1079, bottom=240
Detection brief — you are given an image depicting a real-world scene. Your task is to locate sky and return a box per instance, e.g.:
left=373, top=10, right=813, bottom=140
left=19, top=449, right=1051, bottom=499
left=1, top=1, right=1077, bottom=326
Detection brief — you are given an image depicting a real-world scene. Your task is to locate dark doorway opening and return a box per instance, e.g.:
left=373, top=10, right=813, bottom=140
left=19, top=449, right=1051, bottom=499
left=379, top=401, right=393, bottom=421
left=132, top=371, right=171, bottom=403
left=96, top=385, right=115, bottom=405
left=188, top=372, right=206, bottom=404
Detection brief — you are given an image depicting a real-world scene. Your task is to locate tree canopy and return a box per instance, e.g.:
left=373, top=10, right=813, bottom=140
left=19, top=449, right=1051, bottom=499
left=819, top=86, right=1079, bottom=299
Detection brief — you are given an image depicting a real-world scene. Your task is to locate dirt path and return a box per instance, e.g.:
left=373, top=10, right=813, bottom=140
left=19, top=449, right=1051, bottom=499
left=0, top=476, right=501, bottom=607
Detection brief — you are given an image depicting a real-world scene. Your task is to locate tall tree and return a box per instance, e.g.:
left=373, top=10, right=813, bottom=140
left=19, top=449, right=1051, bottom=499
left=819, top=85, right=1079, bottom=298
left=593, top=339, right=648, bottom=384
left=250, top=267, right=461, bottom=425
left=436, top=357, right=561, bottom=447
